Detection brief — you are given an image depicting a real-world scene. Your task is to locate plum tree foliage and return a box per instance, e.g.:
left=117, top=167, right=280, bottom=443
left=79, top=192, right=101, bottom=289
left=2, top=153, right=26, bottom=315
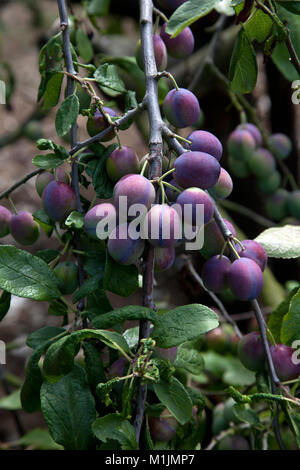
left=0, top=0, right=300, bottom=453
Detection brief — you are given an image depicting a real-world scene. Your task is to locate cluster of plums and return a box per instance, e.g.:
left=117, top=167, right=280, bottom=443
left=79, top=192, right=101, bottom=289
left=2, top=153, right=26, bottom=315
left=227, top=124, right=300, bottom=222
left=238, top=331, right=300, bottom=381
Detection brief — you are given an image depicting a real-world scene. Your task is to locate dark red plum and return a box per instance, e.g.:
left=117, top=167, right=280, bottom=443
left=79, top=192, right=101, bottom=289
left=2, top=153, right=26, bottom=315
left=237, top=240, right=268, bottom=272
left=265, top=189, right=289, bottom=221
left=155, top=346, right=178, bottom=362
left=268, top=133, right=292, bottom=160
left=0, top=206, right=12, bottom=237
left=10, top=211, right=40, bottom=246
left=257, top=171, right=281, bottom=194
left=54, top=261, right=78, bottom=295
left=228, top=258, right=264, bottom=301
left=84, top=203, right=116, bottom=240
left=108, top=357, right=128, bottom=378
left=237, top=123, right=262, bottom=147
left=156, top=0, right=187, bottom=11
left=149, top=408, right=178, bottom=442
left=174, top=151, right=221, bottom=190
left=160, top=22, right=194, bottom=59
left=270, top=344, right=300, bottom=381
left=113, top=174, right=155, bottom=219
left=86, top=106, right=118, bottom=141
left=227, top=129, right=256, bottom=161
left=42, top=181, right=76, bottom=222
left=143, top=204, right=182, bottom=248
left=287, top=190, right=300, bottom=219
left=108, top=223, right=145, bottom=265
left=35, top=168, right=69, bottom=197
left=163, top=88, right=200, bottom=128
left=106, top=146, right=139, bottom=182
left=176, top=187, right=214, bottom=226
left=248, top=148, right=276, bottom=178
left=187, top=130, right=223, bottom=161
left=136, top=34, right=167, bottom=72
left=218, top=436, right=250, bottom=450
left=202, top=255, right=231, bottom=292
left=165, top=179, right=181, bottom=202
left=209, top=168, right=233, bottom=200
left=154, top=246, right=175, bottom=271
left=238, top=332, right=266, bottom=372
left=200, top=219, right=236, bottom=259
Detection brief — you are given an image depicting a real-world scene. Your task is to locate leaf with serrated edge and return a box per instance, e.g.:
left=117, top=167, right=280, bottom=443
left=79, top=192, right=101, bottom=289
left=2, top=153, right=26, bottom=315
left=255, top=225, right=300, bottom=259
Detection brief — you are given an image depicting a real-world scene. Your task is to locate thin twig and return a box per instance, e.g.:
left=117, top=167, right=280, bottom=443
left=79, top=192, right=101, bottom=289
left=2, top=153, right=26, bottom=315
left=219, top=199, right=277, bottom=228
left=0, top=169, right=42, bottom=201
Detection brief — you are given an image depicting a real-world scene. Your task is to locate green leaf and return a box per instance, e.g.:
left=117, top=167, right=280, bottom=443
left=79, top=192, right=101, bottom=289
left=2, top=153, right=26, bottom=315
left=152, top=304, right=219, bottom=348
left=86, top=143, right=117, bottom=199
left=174, top=344, right=204, bottom=375
left=0, top=389, right=21, bottom=410
left=104, top=252, right=139, bottom=297
left=281, top=288, right=300, bottom=345
left=92, top=305, right=156, bottom=329
left=27, top=326, right=66, bottom=349
left=86, top=0, right=110, bottom=16
left=229, top=28, right=258, bottom=94
left=222, top=357, right=256, bottom=386
left=0, top=290, right=11, bottom=322
left=65, top=211, right=84, bottom=229
left=41, top=366, right=96, bottom=450
left=42, top=72, right=63, bottom=110
left=76, top=28, right=93, bottom=63
left=166, top=0, right=221, bottom=36
left=92, top=413, right=138, bottom=450
left=244, top=8, right=273, bottom=43
left=32, top=153, right=65, bottom=169
left=94, top=64, right=126, bottom=97
left=233, top=404, right=260, bottom=426
left=21, top=346, right=44, bottom=412
left=33, top=209, right=54, bottom=237
left=36, top=249, right=60, bottom=264
left=55, top=94, right=80, bottom=137
left=123, top=326, right=139, bottom=350
left=0, top=246, right=61, bottom=301
left=153, top=377, right=193, bottom=425
left=43, top=329, right=131, bottom=381
left=83, top=341, right=106, bottom=388
left=268, top=287, right=299, bottom=342
left=255, top=225, right=300, bottom=258
left=272, top=5, right=300, bottom=81
left=20, top=429, right=63, bottom=450
left=279, top=1, right=300, bottom=15
left=72, top=273, right=103, bottom=304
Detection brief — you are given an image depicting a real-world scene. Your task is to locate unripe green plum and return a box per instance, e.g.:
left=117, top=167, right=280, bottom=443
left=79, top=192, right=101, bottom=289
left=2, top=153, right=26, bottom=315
left=228, top=155, right=251, bottom=179
left=176, top=187, right=214, bottom=226
left=212, top=403, right=227, bottom=435
left=23, top=120, right=43, bottom=141
left=227, top=129, right=256, bottom=161
left=143, top=204, right=182, bottom=248
left=228, top=258, right=264, bottom=301
left=154, top=246, right=175, bottom=271
left=86, top=106, right=118, bottom=141
left=35, top=168, right=69, bottom=197
left=257, top=171, right=281, bottom=194
left=270, top=344, right=300, bottom=381
left=209, top=168, right=233, bottom=200
left=205, top=327, right=228, bottom=354
left=163, top=88, right=200, bottom=128
left=238, top=332, right=266, bottom=372
left=0, top=206, right=12, bottom=237
left=248, top=148, right=276, bottom=178
left=237, top=123, right=262, bottom=147
left=218, top=435, right=250, bottom=450
left=106, top=146, right=139, bottom=182
left=187, top=130, right=223, bottom=161
left=42, top=181, right=76, bottom=222
left=200, top=219, right=236, bottom=259
left=160, top=22, right=194, bottom=59
left=136, top=34, right=167, bottom=72
left=287, top=190, right=300, bottom=220
left=174, top=151, right=221, bottom=190
left=54, top=261, right=78, bottom=295
left=84, top=203, right=116, bottom=240
left=113, top=174, right=155, bottom=219
left=237, top=239, right=268, bottom=272
left=10, top=211, right=40, bottom=246
left=202, top=255, right=231, bottom=293
left=149, top=408, right=178, bottom=442
left=265, top=189, right=289, bottom=221
left=268, top=133, right=292, bottom=160
left=108, top=223, right=145, bottom=265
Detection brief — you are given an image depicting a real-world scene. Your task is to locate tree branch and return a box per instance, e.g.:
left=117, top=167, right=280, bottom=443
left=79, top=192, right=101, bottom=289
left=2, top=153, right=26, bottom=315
left=0, top=169, right=42, bottom=201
